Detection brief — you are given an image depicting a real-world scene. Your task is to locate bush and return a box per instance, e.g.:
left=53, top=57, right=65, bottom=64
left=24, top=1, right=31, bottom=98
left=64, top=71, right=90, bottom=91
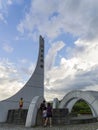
left=71, top=99, right=92, bottom=115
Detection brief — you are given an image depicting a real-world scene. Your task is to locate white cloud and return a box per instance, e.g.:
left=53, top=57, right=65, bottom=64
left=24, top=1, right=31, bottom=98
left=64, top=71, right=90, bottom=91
left=7, top=0, right=12, bottom=5
left=0, top=13, right=7, bottom=23
left=0, top=81, right=23, bottom=101
left=44, top=38, right=98, bottom=100
left=17, top=0, right=98, bottom=41
left=17, top=0, right=62, bottom=39
left=0, top=58, right=24, bottom=100
left=2, top=43, right=14, bottom=53
left=0, top=57, right=37, bottom=101
left=73, top=39, right=98, bottom=66
left=0, top=0, right=16, bottom=23
left=45, top=41, right=65, bottom=72
left=0, top=0, right=14, bottom=9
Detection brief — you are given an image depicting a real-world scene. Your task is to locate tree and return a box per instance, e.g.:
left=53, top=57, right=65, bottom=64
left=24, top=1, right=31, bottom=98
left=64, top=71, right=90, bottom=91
left=71, top=99, right=92, bottom=114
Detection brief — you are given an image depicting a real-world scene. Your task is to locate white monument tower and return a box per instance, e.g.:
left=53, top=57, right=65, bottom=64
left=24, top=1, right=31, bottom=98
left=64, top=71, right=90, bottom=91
left=0, top=35, right=44, bottom=122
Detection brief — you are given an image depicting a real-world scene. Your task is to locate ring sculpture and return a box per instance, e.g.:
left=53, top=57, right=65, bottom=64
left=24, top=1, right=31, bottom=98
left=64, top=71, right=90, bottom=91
left=59, top=90, right=98, bottom=117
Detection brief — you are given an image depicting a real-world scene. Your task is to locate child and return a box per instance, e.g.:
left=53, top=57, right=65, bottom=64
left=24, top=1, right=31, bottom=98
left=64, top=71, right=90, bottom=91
left=42, top=107, right=47, bottom=126
left=19, top=97, right=23, bottom=109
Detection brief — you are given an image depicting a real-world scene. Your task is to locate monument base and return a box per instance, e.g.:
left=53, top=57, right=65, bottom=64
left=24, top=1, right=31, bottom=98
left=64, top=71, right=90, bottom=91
left=7, top=109, right=28, bottom=125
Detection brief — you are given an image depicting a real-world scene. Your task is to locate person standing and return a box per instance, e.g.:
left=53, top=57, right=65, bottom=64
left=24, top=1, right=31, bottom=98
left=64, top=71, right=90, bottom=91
left=42, top=107, right=47, bottom=126
left=19, top=97, right=23, bottom=109
left=44, top=102, right=52, bottom=127
left=40, top=100, right=46, bottom=125
left=40, top=100, right=46, bottom=111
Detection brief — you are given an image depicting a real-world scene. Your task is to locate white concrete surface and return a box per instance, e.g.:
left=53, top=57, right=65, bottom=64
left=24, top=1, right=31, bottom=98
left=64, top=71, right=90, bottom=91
left=25, top=96, right=44, bottom=127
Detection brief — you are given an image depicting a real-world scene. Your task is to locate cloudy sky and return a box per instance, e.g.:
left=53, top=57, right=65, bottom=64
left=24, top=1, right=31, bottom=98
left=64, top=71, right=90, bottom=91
left=0, top=0, right=98, bottom=101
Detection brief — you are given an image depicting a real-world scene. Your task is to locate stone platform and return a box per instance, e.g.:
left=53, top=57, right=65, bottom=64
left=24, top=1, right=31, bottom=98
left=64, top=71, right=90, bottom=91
left=7, top=109, right=28, bottom=125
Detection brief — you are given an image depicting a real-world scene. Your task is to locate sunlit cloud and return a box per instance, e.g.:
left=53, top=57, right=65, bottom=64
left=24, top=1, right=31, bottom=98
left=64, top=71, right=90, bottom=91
left=0, top=58, right=24, bottom=100
left=17, top=0, right=98, bottom=41
left=44, top=38, right=98, bottom=100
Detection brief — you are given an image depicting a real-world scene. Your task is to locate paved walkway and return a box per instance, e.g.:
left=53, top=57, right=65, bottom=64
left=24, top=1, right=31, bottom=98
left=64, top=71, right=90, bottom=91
left=0, top=123, right=98, bottom=130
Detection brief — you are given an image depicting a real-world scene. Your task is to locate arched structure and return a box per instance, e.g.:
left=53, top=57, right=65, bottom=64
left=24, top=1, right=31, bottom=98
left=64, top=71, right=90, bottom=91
left=0, top=35, right=44, bottom=122
left=25, top=96, right=44, bottom=127
left=59, top=90, right=98, bottom=117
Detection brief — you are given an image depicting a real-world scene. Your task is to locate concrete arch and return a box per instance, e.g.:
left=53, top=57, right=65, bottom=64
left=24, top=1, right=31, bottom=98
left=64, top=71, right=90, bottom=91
left=25, top=96, right=44, bottom=127
left=59, top=90, right=98, bottom=117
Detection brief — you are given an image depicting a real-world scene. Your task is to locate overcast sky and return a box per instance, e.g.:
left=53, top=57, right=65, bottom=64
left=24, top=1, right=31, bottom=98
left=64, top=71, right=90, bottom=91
left=0, top=0, right=98, bottom=101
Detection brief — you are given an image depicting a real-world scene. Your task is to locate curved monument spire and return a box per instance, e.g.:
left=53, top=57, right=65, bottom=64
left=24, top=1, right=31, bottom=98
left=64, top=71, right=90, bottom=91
left=0, top=35, right=44, bottom=122
left=8, top=35, right=44, bottom=104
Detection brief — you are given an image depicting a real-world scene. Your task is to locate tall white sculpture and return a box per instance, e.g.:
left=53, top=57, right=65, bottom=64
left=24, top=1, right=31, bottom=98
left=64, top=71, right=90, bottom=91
left=0, top=35, right=44, bottom=122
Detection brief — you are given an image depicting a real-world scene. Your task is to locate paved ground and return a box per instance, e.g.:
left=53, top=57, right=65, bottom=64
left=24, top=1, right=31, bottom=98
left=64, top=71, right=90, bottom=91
left=0, top=123, right=98, bottom=130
